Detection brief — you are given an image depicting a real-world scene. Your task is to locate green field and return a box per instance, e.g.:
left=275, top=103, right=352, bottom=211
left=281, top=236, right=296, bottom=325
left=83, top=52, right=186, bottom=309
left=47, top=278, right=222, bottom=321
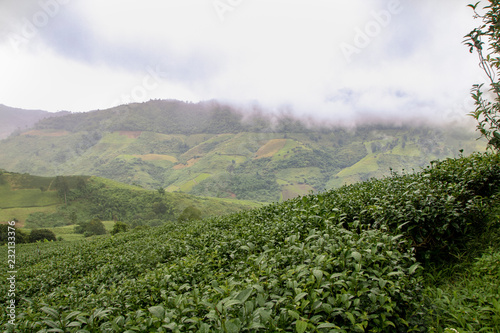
left=21, top=221, right=116, bottom=241
left=0, top=172, right=89, bottom=225
left=0, top=171, right=262, bottom=231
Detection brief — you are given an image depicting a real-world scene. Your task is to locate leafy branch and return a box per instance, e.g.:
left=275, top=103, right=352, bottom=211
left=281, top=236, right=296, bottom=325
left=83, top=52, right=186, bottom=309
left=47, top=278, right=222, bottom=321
left=464, top=1, right=500, bottom=149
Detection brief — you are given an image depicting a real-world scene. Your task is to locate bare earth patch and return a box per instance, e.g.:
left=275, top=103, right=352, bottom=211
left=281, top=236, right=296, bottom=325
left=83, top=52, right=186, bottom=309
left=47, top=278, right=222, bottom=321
left=118, top=131, right=142, bottom=139
left=255, top=139, right=287, bottom=159
left=173, top=158, right=200, bottom=170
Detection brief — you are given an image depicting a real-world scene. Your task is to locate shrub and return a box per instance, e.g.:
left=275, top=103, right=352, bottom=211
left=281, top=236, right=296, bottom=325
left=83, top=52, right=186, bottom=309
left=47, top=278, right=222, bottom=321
left=76, top=218, right=107, bottom=237
left=85, top=218, right=107, bottom=236
left=290, top=152, right=500, bottom=264
left=111, top=221, right=129, bottom=235
left=177, top=205, right=202, bottom=222
left=29, top=229, right=56, bottom=242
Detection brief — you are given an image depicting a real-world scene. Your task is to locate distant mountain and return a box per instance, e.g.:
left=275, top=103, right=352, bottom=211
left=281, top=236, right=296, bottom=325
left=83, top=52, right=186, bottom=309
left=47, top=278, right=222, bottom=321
left=0, top=100, right=487, bottom=202
left=0, top=104, right=68, bottom=139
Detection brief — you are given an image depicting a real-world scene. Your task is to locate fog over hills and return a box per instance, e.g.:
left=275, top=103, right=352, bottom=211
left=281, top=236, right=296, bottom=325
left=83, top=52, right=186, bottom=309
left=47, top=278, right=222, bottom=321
left=0, top=100, right=486, bottom=202
left=0, top=104, right=69, bottom=139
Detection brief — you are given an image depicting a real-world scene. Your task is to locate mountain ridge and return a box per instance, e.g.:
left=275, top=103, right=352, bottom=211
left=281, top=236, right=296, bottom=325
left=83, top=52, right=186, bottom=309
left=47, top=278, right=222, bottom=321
left=0, top=100, right=486, bottom=202
left=0, top=104, right=70, bottom=139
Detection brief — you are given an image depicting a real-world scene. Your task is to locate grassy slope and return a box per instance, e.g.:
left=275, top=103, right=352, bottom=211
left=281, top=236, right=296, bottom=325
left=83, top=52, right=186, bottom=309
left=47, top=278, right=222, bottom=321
left=0, top=171, right=262, bottom=230
left=1, top=152, right=498, bottom=332
left=0, top=110, right=487, bottom=203
left=0, top=172, right=86, bottom=226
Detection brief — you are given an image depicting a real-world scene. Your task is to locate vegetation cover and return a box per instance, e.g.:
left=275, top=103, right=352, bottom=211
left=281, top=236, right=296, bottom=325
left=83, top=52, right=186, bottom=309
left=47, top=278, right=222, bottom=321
left=1, top=152, right=499, bottom=332
left=0, top=100, right=486, bottom=202
left=0, top=169, right=259, bottom=231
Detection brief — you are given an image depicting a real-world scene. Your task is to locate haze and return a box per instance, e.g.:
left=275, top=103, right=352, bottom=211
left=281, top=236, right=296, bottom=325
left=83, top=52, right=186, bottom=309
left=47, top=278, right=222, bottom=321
left=0, top=0, right=486, bottom=125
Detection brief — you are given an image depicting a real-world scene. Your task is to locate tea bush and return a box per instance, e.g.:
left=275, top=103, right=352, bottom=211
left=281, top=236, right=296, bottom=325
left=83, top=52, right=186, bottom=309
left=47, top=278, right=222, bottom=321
left=1, top=152, right=499, bottom=332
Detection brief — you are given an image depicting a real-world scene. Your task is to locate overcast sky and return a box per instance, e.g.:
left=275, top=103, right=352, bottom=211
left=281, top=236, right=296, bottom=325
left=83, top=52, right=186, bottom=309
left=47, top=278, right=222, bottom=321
left=0, top=0, right=488, bottom=124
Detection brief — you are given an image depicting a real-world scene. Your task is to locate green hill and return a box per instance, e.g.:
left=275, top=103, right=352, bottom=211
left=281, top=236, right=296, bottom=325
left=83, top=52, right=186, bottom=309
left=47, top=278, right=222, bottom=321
left=0, top=171, right=89, bottom=226
left=1, top=152, right=498, bottom=332
left=0, top=170, right=260, bottom=229
left=0, top=100, right=487, bottom=202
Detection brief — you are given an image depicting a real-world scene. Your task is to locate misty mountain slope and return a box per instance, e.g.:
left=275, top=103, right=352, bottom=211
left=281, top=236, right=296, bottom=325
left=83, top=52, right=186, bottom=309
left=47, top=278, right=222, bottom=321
left=0, top=104, right=66, bottom=139
left=0, top=100, right=486, bottom=202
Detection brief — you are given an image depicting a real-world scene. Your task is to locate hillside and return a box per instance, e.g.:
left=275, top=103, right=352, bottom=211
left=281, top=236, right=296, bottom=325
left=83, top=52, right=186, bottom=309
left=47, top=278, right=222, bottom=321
left=1, top=152, right=498, bottom=332
left=0, top=104, right=68, bottom=139
left=0, top=100, right=486, bottom=202
left=0, top=170, right=260, bottom=228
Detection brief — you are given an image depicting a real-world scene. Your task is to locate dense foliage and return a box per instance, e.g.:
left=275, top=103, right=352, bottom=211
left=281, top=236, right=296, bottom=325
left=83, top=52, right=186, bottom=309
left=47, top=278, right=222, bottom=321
left=0, top=99, right=485, bottom=199
left=465, top=1, right=500, bottom=149
left=28, top=229, right=57, bottom=243
left=74, top=218, right=108, bottom=237
left=1, top=152, right=499, bottom=332
left=177, top=206, right=202, bottom=222
left=23, top=177, right=255, bottom=229
left=110, top=221, right=129, bottom=235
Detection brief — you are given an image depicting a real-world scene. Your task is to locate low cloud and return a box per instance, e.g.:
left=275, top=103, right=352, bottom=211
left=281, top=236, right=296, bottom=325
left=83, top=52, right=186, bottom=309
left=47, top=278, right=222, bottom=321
left=0, top=0, right=488, bottom=126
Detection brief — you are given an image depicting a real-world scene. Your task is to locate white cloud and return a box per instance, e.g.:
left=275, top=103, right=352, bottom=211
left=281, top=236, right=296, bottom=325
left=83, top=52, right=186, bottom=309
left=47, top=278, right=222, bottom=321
left=0, top=0, right=489, bottom=125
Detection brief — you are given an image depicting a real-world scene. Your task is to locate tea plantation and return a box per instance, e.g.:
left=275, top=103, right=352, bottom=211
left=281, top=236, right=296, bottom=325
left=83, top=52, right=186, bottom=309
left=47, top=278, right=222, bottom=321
left=1, top=152, right=499, bottom=332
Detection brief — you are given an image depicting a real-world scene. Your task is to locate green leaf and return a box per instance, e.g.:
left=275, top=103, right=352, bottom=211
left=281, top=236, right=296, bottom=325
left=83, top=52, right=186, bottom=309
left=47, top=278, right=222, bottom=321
left=42, top=320, right=61, bottom=329
left=408, top=263, right=420, bottom=275
left=224, top=299, right=242, bottom=309
left=296, top=320, right=308, bottom=333
left=64, top=311, right=82, bottom=322
left=235, top=288, right=253, bottom=303
left=198, top=323, right=211, bottom=333
left=67, top=321, right=82, bottom=328
left=288, top=309, right=300, bottom=320
left=257, top=308, right=271, bottom=322
left=317, top=322, right=340, bottom=329
left=148, top=305, right=165, bottom=320
left=294, top=292, right=309, bottom=303
left=41, top=307, right=59, bottom=319
left=346, top=311, right=356, bottom=325
left=225, top=319, right=241, bottom=333
left=351, top=251, right=361, bottom=261
left=313, top=269, right=323, bottom=281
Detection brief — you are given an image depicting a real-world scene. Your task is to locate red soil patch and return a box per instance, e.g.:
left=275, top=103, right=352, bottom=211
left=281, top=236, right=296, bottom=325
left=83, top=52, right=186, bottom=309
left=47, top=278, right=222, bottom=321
left=118, top=131, right=142, bottom=139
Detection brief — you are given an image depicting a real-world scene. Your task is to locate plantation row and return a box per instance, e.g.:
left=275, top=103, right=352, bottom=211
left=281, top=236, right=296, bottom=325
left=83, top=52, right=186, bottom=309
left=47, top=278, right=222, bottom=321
left=1, top=152, right=499, bottom=332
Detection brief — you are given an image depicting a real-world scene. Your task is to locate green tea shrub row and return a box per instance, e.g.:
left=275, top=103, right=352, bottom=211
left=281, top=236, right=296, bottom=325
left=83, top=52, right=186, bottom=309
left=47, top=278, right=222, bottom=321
left=4, top=219, right=423, bottom=332
left=2, top=152, right=498, bottom=331
left=287, top=152, right=500, bottom=263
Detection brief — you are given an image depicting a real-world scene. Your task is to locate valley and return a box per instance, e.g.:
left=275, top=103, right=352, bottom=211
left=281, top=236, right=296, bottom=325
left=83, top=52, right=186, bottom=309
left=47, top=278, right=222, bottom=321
left=0, top=100, right=486, bottom=203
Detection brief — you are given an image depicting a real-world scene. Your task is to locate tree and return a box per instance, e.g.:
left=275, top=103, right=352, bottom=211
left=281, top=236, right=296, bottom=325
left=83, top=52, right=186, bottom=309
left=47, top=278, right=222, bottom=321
left=85, top=218, right=107, bottom=237
left=29, top=229, right=56, bottom=242
left=464, top=1, right=500, bottom=150
left=111, top=221, right=129, bottom=235
left=178, top=206, right=202, bottom=222
left=54, top=176, right=69, bottom=205
left=76, top=177, right=87, bottom=194
left=152, top=201, right=168, bottom=215
left=75, top=218, right=107, bottom=237
left=70, top=211, right=78, bottom=225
